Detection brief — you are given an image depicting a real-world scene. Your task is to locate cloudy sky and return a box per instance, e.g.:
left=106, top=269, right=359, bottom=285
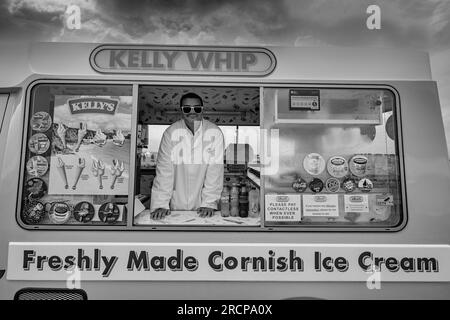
left=1, top=0, right=450, bottom=153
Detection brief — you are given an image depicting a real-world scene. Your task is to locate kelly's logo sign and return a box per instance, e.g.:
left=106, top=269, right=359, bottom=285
left=68, top=98, right=118, bottom=115
left=90, top=45, right=276, bottom=76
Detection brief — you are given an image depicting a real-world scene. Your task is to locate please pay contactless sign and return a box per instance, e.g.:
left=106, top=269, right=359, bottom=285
left=89, top=45, right=276, bottom=76
left=7, top=242, right=450, bottom=282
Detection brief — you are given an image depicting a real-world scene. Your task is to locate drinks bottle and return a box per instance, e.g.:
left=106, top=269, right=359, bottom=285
left=248, top=188, right=260, bottom=218
left=239, top=185, right=249, bottom=218
left=230, top=183, right=239, bottom=217
left=220, top=185, right=230, bottom=217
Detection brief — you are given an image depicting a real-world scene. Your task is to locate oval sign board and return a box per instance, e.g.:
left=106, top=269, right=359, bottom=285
left=90, top=45, right=276, bottom=76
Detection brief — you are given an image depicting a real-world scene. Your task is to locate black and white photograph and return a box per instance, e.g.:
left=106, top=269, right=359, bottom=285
left=0, top=0, right=449, bottom=307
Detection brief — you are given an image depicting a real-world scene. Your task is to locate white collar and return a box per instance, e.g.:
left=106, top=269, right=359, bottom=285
left=182, top=118, right=203, bottom=135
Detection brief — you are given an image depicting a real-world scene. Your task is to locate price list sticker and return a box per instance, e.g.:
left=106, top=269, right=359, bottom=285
left=289, top=89, right=320, bottom=111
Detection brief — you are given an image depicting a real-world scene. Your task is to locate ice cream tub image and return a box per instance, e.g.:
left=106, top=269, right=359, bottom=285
left=303, top=153, right=325, bottom=176
left=26, top=156, right=49, bottom=177
left=45, top=202, right=72, bottom=224
left=30, top=111, right=52, bottom=132
left=28, top=133, right=50, bottom=154
left=349, top=155, right=368, bottom=177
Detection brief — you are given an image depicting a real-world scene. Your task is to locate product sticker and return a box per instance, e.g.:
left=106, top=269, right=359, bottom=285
left=26, top=156, right=49, bottom=177
left=376, top=193, right=394, bottom=206
left=342, top=177, right=356, bottom=193
left=292, top=177, right=307, bottom=193
left=349, top=155, right=368, bottom=177
left=28, top=133, right=50, bottom=154
left=22, top=201, right=45, bottom=224
left=358, top=178, right=373, bottom=192
left=303, top=194, right=339, bottom=217
left=48, top=95, right=131, bottom=195
left=325, top=177, right=340, bottom=193
left=386, top=115, right=395, bottom=141
left=303, top=153, right=325, bottom=176
left=98, top=203, right=121, bottom=223
left=327, top=156, right=349, bottom=178
left=265, top=194, right=301, bottom=222
left=309, top=178, right=324, bottom=193
left=344, top=194, right=369, bottom=213
left=47, top=202, right=72, bottom=224
left=73, top=201, right=95, bottom=223
left=25, top=178, right=47, bottom=200
left=30, top=112, right=52, bottom=132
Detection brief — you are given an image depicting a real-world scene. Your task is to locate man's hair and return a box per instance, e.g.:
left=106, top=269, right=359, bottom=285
left=180, top=92, right=203, bottom=107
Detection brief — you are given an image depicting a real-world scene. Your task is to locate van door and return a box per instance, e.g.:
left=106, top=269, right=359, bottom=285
left=0, top=93, right=10, bottom=187
left=0, top=94, right=9, bottom=133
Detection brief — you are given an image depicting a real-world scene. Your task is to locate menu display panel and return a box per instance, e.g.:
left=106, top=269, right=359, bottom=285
left=263, top=87, right=403, bottom=229
left=20, top=84, right=132, bottom=227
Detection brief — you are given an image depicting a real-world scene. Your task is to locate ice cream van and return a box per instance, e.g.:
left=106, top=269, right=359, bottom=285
left=0, top=42, right=449, bottom=300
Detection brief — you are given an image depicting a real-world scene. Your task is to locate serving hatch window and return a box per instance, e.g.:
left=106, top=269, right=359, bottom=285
left=133, top=85, right=262, bottom=227
left=20, top=84, right=132, bottom=227
left=262, top=87, right=404, bottom=229
left=20, top=83, right=404, bottom=231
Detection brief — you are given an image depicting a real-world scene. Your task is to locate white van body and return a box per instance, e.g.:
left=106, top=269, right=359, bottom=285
left=0, top=42, right=449, bottom=299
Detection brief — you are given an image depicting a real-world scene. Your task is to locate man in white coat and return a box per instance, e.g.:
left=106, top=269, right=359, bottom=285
left=150, top=93, right=224, bottom=220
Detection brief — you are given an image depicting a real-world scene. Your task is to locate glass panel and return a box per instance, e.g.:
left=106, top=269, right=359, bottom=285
left=21, top=84, right=133, bottom=226
left=262, top=87, right=403, bottom=229
left=134, top=85, right=261, bottom=227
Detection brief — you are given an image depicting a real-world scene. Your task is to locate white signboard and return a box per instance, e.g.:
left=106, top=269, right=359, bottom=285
left=90, top=45, right=276, bottom=76
left=303, top=194, right=339, bottom=217
left=265, top=194, right=301, bottom=222
left=7, top=243, right=450, bottom=282
left=344, top=194, right=369, bottom=213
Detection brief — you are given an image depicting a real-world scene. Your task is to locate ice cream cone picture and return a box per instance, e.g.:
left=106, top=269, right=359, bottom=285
left=56, top=157, right=69, bottom=189
left=75, top=122, right=88, bottom=152
left=112, top=129, right=125, bottom=146
left=110, top=159, right=125, bottom=189
left=72, top=157, right=86, bottom=190
left=56, top=123, right=68, bottom=149
left=91, top=159, right=105, bottom=189
left=93, top=129, right=107, bottom=147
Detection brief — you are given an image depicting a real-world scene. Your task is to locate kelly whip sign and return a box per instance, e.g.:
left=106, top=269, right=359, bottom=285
left=89, top=45, right=276, bottom=76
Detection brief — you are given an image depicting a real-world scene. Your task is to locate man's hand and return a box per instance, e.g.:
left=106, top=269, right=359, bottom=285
left=197, top=207, right=215, bottom=218
left=150, top=208, right=170, bottom=220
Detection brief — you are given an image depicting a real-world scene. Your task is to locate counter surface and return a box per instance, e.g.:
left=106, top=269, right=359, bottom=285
left=134, top=210, right=260, bottom=226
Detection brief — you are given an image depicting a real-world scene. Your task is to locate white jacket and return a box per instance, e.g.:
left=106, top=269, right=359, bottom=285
left=150, top=119, right=224, bottom=211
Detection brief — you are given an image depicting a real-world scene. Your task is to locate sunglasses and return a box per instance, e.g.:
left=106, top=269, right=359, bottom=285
left=181, top=105, right=203, bottom=114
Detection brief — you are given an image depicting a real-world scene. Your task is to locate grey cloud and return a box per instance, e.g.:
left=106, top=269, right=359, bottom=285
left=0, top=1, right=62, bottom=41
left=0, top=0, right=449, bottom=151
left=92, top=0, right=286, bottom=42
left=0, top=0, right=448, bottom=49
